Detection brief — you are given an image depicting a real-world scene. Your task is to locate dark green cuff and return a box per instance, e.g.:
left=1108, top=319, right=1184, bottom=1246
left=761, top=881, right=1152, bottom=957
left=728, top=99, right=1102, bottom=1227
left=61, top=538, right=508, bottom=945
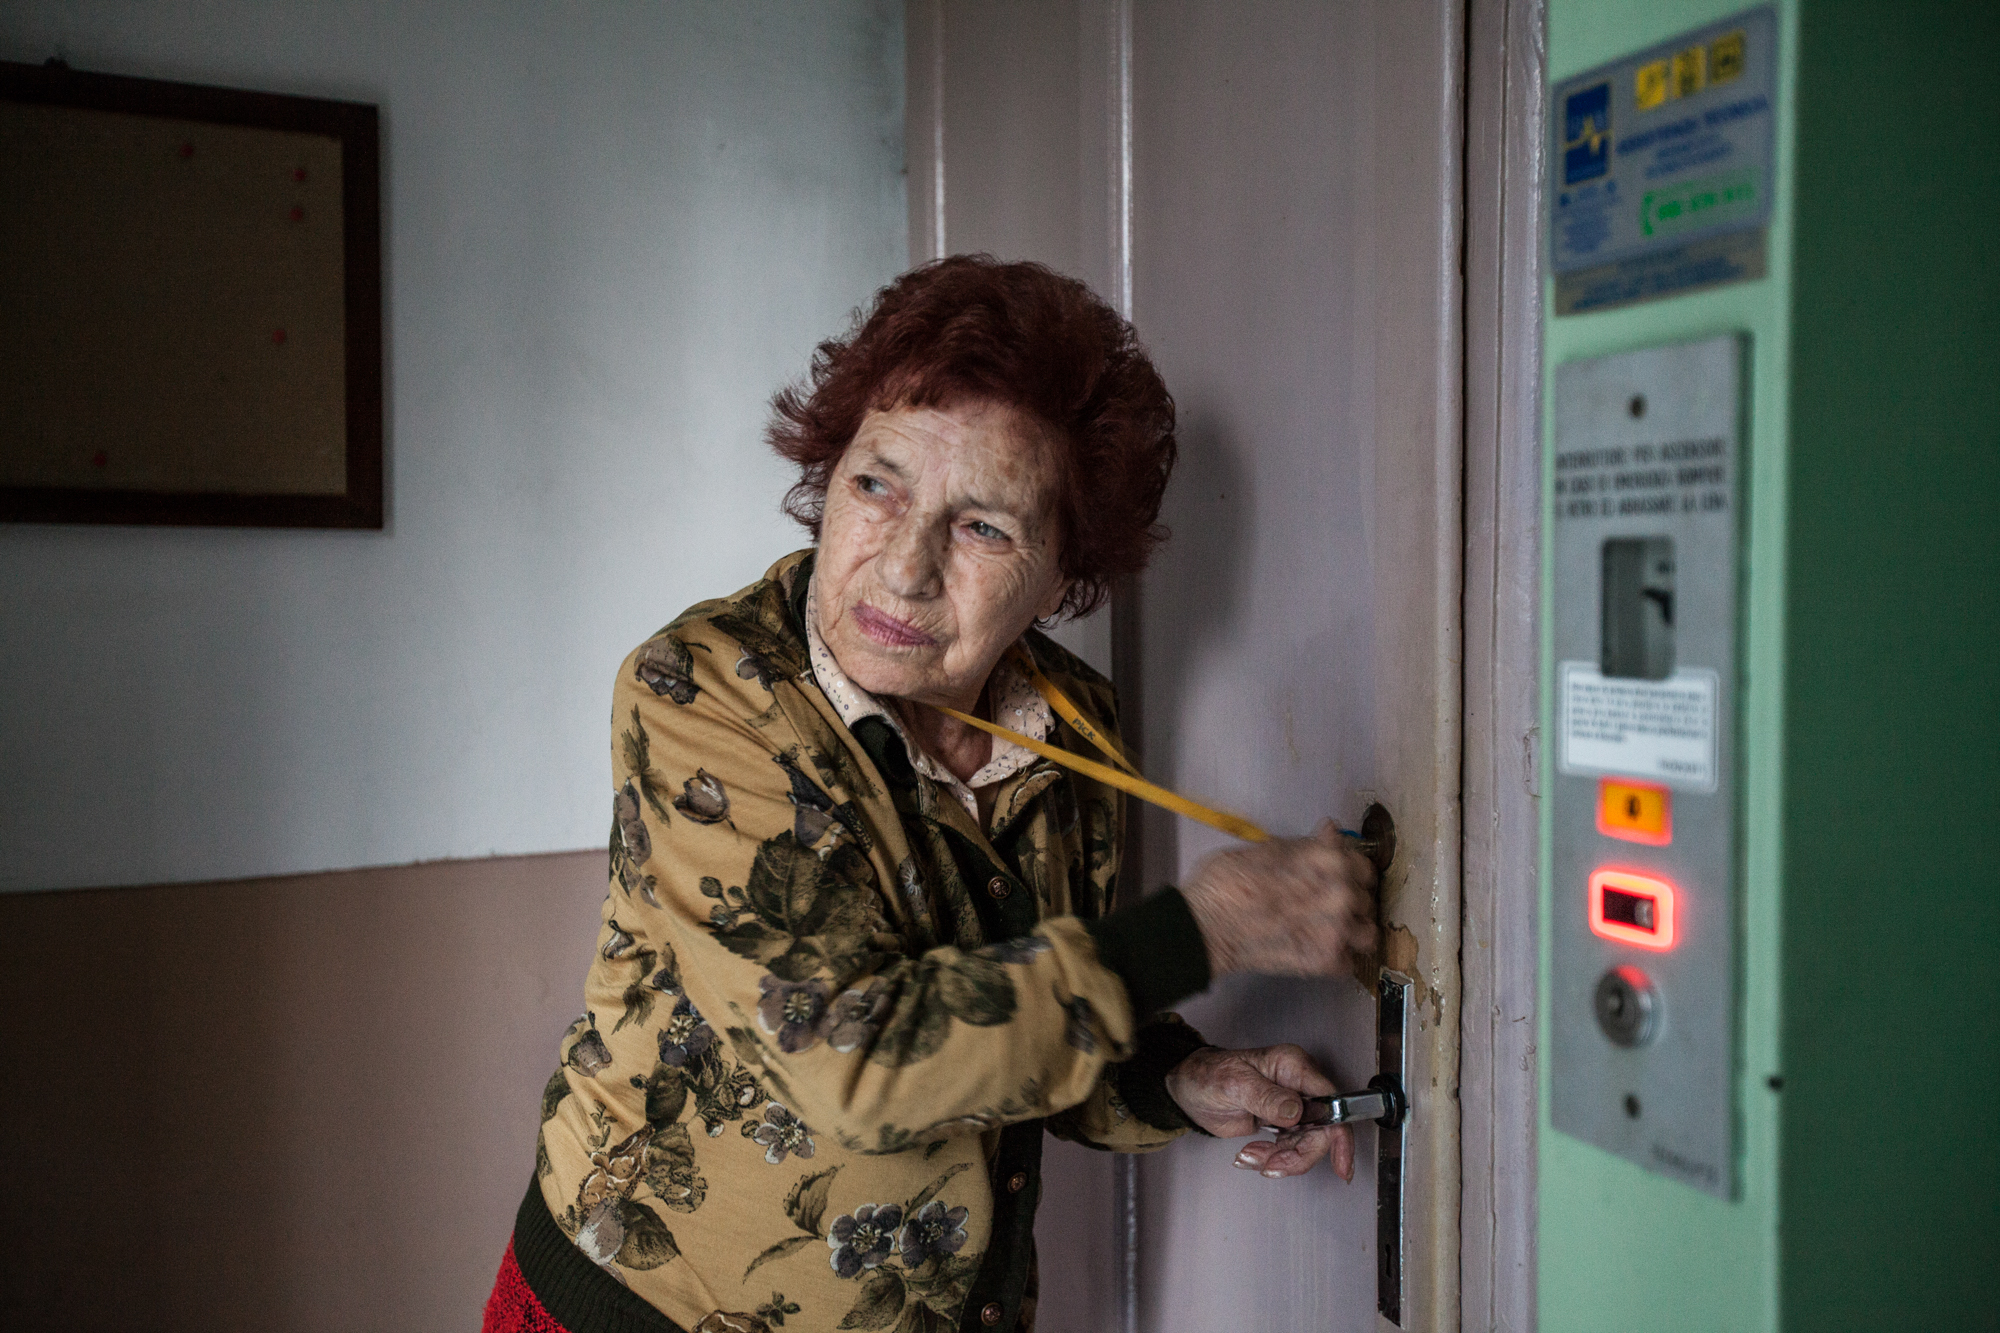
left=1084, top=885, right=1213, bottom=1019
left=1113, top=1017, right=1215, bottom=1135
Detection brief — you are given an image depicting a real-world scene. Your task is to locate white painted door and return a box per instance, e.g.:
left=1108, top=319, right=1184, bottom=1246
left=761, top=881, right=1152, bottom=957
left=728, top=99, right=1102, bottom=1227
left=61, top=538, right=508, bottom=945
left=909, top=3, right=1473, bottom=1328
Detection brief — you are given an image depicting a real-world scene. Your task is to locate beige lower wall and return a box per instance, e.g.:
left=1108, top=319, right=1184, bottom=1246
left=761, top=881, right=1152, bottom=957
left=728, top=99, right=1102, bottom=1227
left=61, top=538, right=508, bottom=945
left=0, top=850, right=609, bottom=1332
left=0, top=852, right=1119, bottom=1332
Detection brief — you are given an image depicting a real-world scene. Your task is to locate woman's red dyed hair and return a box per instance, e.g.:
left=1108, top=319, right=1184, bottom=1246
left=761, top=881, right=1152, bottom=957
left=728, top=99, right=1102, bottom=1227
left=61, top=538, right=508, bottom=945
left=767, top=254, right=1177, bottom=620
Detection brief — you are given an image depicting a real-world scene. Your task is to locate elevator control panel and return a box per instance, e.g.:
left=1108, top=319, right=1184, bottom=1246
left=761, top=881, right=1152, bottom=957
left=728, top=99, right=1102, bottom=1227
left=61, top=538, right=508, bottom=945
left=1550, top=334, right=1742, bottom=1198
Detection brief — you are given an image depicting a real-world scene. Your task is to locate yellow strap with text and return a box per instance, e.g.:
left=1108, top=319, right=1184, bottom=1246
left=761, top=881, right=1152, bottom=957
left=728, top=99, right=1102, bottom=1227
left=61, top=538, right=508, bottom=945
left=1003, top=647, right=1143, bottom=778
left=939, top=647, right=1272, bottom=844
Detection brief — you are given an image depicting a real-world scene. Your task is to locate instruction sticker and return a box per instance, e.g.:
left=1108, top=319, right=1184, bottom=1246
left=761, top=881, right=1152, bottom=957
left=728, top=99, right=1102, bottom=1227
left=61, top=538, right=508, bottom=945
left=1549, top=6, right=1776, bottom=315
left=1559, top=662, right=1719, bottom=791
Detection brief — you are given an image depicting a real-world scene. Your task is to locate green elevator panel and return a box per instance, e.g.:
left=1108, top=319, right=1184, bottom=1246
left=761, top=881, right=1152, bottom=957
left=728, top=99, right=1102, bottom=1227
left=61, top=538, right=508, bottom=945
left=1540, top=2, right=1998, bottom=1330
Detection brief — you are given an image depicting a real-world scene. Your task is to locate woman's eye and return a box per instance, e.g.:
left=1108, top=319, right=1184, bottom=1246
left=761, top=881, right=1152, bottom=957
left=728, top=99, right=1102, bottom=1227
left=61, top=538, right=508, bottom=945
left=855, top=475, right=887, bottom=496
left=966, top=520, right=1009, bottom=542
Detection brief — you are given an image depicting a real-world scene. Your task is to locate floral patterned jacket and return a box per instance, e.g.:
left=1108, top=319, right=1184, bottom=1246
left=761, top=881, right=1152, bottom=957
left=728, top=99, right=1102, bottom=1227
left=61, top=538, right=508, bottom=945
left=529, top=551, right=1213, bottom=1333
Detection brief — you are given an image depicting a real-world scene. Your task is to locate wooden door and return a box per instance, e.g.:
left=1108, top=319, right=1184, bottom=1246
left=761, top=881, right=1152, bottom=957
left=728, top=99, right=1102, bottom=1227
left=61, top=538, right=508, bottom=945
left=909, top=3, right=1473, bottom=1327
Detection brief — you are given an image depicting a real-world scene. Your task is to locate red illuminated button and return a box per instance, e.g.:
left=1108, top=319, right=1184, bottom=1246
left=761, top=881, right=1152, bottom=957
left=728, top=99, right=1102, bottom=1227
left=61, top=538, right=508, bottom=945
left=1597, top=777, right=1672, bottom=845
left=1589, top=869, right=1677, bottom=950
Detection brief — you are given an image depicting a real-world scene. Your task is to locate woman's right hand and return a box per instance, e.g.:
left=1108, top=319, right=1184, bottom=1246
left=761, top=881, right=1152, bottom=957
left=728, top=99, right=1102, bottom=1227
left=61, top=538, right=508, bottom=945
left=1179, top=820, right=1379, bottom=977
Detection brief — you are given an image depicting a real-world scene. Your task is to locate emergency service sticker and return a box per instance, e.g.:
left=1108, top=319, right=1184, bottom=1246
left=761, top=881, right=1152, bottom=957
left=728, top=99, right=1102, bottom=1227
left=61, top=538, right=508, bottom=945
left=1549, top=6, right=1777, bottom=315
left=1559, top=661, right=1719, bottom=791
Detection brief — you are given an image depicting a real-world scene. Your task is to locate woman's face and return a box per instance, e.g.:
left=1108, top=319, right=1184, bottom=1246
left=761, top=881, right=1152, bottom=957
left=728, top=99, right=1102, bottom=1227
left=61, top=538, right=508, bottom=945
left=815, top=399, right=1069, bottom=712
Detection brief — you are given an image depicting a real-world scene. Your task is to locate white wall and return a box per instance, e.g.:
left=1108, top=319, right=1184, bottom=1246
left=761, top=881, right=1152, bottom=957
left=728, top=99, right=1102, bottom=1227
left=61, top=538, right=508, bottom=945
left=0, top=1, right=907, bottom=891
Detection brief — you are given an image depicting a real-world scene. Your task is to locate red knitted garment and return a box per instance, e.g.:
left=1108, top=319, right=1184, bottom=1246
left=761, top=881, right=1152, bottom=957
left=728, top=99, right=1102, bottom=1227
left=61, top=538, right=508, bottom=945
left=483, top=1239, right=571, bottom=1333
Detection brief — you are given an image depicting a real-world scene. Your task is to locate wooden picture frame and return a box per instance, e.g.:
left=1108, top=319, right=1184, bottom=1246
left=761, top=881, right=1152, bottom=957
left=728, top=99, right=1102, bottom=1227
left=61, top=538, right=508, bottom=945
left=0, top=60, right=382, bottom=528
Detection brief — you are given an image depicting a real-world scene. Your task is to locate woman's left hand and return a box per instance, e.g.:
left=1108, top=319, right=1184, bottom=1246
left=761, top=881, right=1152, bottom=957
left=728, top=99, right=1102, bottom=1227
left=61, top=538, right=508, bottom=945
left=1163, top=1044, right=1356, bottom=1181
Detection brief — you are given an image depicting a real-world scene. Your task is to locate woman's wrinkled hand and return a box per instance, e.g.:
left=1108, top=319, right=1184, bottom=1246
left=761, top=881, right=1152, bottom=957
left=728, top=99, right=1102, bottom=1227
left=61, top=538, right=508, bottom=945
left=1180, top=819, right=1378, bottom=978
left=1164, top=1044, right=1356, bottom=1181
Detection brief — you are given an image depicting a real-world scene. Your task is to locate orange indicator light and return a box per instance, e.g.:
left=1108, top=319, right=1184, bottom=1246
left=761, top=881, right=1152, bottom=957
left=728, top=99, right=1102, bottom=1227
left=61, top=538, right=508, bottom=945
left=1597, top=777, right=1672, bottom=845
left=1589, top=869, right=1677, bottom=950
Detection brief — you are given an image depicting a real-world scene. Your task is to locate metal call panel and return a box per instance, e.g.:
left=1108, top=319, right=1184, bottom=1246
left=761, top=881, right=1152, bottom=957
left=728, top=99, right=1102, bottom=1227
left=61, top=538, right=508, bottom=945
left=1549, top=335, right=1743, bottom=1198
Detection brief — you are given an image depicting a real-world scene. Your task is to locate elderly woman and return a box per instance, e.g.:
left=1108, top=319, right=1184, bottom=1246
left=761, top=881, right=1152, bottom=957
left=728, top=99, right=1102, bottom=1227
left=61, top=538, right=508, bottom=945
left=485, top=257, right=1377, bottom=1333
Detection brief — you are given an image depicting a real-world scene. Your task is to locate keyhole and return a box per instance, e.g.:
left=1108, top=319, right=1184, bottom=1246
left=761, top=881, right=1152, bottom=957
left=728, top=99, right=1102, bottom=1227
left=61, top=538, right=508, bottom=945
left=1624, top=1094, right=1642, bottom=1119
left=1627, top=796, right=1641, bottom=818
left=1629, top=394, right=1646, bottom=418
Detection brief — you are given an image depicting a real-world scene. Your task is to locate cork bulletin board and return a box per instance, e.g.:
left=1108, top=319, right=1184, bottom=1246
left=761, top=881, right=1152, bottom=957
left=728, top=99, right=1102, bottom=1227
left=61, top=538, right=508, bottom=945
left=0, top=61, right=381, bottom=527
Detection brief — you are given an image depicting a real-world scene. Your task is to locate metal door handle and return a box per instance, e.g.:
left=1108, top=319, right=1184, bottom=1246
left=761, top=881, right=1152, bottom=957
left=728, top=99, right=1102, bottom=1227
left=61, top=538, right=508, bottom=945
left=1261, top=972, right=1412, bottom=1322
left=1300, top=1073, right=1408, bottom=1129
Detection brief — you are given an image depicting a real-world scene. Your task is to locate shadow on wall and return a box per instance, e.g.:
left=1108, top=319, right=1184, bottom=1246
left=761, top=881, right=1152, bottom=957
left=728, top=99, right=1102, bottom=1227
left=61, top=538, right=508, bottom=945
left=0, top=850, right=608, bottom=1332
left=1131, top=399, right=1253, bottom=885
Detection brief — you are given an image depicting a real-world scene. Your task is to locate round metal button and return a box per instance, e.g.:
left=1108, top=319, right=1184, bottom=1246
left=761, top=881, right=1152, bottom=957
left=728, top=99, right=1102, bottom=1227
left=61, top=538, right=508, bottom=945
left=1593, top=965, right=1658, bottom=1048
left=980, top=1303, right=1004, bottom=1326
left=1007, top=1171, right=1029, bottom=1193
left=986, top=876, right=1011, bottom=900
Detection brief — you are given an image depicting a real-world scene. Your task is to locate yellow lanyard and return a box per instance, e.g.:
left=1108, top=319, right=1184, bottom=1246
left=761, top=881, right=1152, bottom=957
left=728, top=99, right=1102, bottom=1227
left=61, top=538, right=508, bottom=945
left=938, top=647, right=1272, bottom=844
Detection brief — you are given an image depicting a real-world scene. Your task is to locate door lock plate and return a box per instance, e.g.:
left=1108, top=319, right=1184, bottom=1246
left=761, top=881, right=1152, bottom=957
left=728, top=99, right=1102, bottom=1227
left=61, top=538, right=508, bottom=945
left=1377, top=968, right=1410, bottom=1326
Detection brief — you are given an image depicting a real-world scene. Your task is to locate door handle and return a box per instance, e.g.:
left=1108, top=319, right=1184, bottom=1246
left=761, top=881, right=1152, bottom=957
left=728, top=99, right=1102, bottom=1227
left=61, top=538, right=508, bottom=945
left=1252, top=971, right=1413, bottom=1324
left=1254, top=806, right=1409, bottom=1324
left=1323, top=805, right=1412, bottom=1321
left=1300, top=1073, right=1408, bottom=1129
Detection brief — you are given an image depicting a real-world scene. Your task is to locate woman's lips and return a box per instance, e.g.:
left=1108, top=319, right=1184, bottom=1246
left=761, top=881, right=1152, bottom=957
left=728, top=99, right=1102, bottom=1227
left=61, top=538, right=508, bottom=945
left=851, top=603, right=937, bottom=648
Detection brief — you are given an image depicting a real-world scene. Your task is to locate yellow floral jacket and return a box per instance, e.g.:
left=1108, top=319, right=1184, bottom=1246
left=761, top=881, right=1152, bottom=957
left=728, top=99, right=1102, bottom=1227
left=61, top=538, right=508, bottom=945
left=528, top=552, right=1213, bottom=1333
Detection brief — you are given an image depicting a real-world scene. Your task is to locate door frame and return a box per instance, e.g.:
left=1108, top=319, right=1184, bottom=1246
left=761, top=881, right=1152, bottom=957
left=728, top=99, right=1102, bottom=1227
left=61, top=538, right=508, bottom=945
left=1461, top=0, right=1546, bottom=1329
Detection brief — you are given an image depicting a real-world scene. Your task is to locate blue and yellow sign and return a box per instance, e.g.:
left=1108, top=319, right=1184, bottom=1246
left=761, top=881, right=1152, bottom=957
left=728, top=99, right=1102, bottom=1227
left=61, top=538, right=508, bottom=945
left=1563, top=82, right=1612, bottom=185
left=1549, top=7, right=1776, bottom=315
